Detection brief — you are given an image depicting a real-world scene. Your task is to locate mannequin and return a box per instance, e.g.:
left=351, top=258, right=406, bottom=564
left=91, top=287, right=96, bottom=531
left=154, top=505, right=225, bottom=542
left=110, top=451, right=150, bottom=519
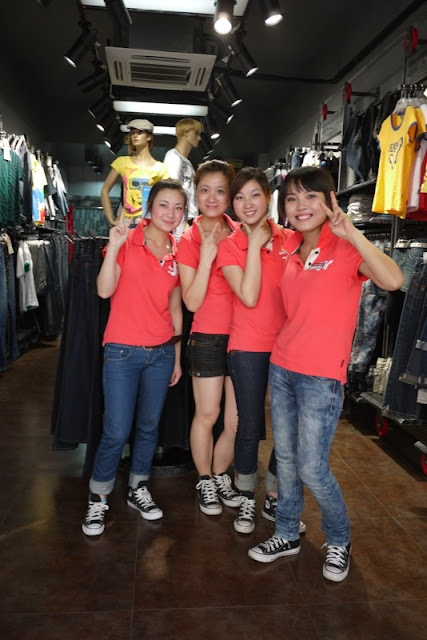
left=163, top=118, right=203, bottom=239
left=101, top=119, right=170, bottom=226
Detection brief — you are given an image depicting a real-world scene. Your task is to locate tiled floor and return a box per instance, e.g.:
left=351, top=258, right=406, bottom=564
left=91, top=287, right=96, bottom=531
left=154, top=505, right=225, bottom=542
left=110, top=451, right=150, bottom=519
left=0, top=341, right=426, bottom=639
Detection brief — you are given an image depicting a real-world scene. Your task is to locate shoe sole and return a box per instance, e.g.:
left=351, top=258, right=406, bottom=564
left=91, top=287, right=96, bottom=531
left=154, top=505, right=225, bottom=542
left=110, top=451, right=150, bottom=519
left=199, top=503, right=222, bottom=515
left=218, top=496, right=241, bottom=508
left=127, top=500, right=163, bottom=520
left=261, top=512, right=307, bottom=534
left=234, top=520, right=255, bottom=534
left=82, top=523, right=104, bottom=536
left=248, top=545, right=300, bottom=563
left=323, top=563, right=350, bottom=582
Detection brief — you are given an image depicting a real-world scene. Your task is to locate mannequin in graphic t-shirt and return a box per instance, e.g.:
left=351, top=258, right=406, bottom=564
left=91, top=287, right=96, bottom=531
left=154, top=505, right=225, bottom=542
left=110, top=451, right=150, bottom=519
left=101, top=118, right=169, bottom=227
left=163, top=118, right=203, bottom=239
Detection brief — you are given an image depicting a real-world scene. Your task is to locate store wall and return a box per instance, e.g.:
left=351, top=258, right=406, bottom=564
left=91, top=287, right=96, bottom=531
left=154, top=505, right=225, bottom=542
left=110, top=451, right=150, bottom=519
left=259, top=9, right=427, bottom=168
left=0, top=62, right=47, bottom=149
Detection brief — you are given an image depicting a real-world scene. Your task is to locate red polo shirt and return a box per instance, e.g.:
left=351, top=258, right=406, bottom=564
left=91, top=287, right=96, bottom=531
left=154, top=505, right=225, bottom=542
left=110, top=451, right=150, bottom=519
left=102, top=220, right=179, bottom=347
left=177, top=215, right=237, bottom=334
left=271, top=224, right=367, bottom=384
left=217, top=221, right=294, bottom=352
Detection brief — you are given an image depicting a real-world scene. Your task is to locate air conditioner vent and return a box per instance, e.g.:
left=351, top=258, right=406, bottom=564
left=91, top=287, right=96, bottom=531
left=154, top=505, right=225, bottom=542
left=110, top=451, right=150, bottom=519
left=106, top=47, right=216, bottom=92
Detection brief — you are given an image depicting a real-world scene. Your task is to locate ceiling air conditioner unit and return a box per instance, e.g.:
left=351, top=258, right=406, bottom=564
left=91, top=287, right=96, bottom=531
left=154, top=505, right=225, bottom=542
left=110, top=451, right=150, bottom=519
left=105, top=47, right=216, bottom=92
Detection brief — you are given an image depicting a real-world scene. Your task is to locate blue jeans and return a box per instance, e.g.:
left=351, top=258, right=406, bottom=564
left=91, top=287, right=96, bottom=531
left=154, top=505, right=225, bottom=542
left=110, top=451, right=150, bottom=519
left=269, top=363, right=350, bottom=545
left=90, top=342, right=175, bottom=494
left=228, top=350, right=272, bottom=491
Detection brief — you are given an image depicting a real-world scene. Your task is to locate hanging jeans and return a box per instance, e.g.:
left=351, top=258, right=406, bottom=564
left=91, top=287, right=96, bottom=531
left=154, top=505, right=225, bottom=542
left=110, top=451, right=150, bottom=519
left=400, top=292, right=427, bottom=387
left=383, top=261, right=427, bottom=422
left=349, top=279, right=387, bottom=376
left=228, top=350, right=276, bottom=492
left=51, top=238, right=109, bottom=472
left=0, top=246, right=19, bottom=372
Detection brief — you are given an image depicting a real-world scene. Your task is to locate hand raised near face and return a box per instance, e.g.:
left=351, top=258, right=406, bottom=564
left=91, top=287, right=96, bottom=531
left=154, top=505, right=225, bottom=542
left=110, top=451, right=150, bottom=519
left=109, top=210, right=130, bottom=248
left=320, top=192, right=357, bottom=241
left=243, top=214, right=270, bottom=249
left=199, top=222, right=221, bottom=264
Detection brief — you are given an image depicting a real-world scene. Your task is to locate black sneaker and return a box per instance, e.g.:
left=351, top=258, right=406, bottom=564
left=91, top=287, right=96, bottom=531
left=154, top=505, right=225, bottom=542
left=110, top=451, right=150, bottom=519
left=261, top=495, right=307, bottom=533
left=213, top=473, right=241, bottom=508
left=82, top=493, right=109, bottom=536
left=248, top=535, right=300, bottom=563
left=196, top=476, right=222, bottom=515
left=234, top=495, right=256, bottom=534
left=127, top=482, right=163, bottom=520
left=322, top=543, right=351, bottom=582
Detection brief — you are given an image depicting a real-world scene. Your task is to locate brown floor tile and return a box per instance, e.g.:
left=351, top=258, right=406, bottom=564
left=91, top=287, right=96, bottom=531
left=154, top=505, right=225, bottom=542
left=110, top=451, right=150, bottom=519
left=134, top=520, right=303, bottom=610
left=0, top=611, right=132, bottom=640
left=394, top=516, right=427, bottom=553
left=309, top=599, right=427, bottom=640
left=132, top=605, right=317, bottom=640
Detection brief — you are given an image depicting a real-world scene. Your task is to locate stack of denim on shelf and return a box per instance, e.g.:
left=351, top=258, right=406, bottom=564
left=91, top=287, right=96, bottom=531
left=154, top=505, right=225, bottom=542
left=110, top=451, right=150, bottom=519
left=383, top=239, right=427, bottom=422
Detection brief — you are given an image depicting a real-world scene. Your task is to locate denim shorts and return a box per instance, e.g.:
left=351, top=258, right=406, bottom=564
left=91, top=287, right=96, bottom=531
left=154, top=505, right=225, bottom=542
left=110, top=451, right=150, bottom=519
left=187, top=332, right=229, bottom=377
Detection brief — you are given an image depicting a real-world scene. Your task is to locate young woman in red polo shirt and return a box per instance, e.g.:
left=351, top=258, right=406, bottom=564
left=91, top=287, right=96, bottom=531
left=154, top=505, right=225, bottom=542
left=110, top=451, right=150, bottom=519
left=248, top=167, right=403, bottom=582
left=217, top=166, right=306, bottom=535
left=177, top=159, right=241, bottom=515
left=82, top=179, right=186, bottom=536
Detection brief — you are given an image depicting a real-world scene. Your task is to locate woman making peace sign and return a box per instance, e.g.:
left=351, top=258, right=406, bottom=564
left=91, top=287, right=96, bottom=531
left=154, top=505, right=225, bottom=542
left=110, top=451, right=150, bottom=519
left=248, top=167, right=403, bottom=582
left=177, top=159, right=241, bottom=517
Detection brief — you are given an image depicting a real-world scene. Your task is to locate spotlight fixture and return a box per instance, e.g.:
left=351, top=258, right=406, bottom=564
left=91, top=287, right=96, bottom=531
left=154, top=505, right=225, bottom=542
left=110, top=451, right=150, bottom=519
left=259, top=0, right=283, bottom=26
left=204, top=114, right=220, bottom=140
left=64, top=20, right=98, bottom=68
left=214, top=0, right=236, bottom=35
left=215, top=75, right=242, bottom=108
left=88, top=95, right=111, bottom=119
left=213, top=103, right=234, bottom=125
left=228, top=36, right=258, bottom=77
left=78, top=62, right=109, bottom=93
left=97, top=111, right=119, bottom=134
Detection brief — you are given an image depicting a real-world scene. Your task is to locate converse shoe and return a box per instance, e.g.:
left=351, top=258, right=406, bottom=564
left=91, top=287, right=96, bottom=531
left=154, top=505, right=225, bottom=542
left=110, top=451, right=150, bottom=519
left=234, top=495, right=256, bottom=534
left=261, top=495, right=307, bottom=533
left=127, top=482, right=163, bottom=520
left=322, top=543, right=351, bottom=582
left=248, top=535, right=300, bottom=563
left=213, top=473, right=241, bottom=507
left=196, top=476, right=222, bottom=515
left=82, top=493, right=109, bottom=536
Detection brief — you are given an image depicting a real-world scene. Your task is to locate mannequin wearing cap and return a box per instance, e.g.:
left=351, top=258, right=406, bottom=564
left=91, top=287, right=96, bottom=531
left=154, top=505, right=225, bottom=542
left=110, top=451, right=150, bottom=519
left=163, top=118, right=203, bottom=240
left=101, top=119, right=170, bottom=226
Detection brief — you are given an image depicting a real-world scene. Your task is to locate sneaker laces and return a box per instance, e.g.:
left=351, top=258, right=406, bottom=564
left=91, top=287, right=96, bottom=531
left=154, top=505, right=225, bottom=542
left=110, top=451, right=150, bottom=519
left=196, top=478, right=218, bottom=504
left=133, top=485, right=156, bottom=508
left=216, top=474, right=237, bottom=498
left=86, top=500, right=109, bottom=520
left=259, top=535, right=288, bottom=552
left=238, top=496, right=256, bottom=520
left=322, top=543, right=348, bottom=569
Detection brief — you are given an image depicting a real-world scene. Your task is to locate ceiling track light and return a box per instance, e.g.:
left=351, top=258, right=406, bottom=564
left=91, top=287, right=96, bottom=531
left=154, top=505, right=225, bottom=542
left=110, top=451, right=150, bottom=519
left=214, top=0, right=236, bottom=35
left=259, top=0, right=284, bottom=27
left=204, top=113, right=220, bottom=140
left=228, top=36, right=258, bottom=77
left=64, top=19, right=98, bottom=68
left=213, top=103, right=234, bottom=125
left=78, top=62, right=109, bottom=93
left=215, top=75, right=242, bottom=108
left=88, top=95, right=111, bottom=119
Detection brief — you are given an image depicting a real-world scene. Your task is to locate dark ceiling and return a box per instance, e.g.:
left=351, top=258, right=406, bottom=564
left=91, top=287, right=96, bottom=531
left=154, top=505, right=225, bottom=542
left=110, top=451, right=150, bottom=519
left=0, top=0, right=426, bottom=165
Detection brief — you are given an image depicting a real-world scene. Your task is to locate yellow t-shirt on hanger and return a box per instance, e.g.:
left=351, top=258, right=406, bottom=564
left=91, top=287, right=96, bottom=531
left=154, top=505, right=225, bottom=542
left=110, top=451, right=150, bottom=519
left=372, top=106, right=426, bottom=217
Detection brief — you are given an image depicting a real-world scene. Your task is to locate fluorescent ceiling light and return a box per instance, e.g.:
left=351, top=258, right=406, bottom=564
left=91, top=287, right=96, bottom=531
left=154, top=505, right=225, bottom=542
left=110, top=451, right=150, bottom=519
left=120, top=124, right=175, bottom=135
left=83, top=1, right=249, bottom=16
left=113, top=100, right=208, bottom=116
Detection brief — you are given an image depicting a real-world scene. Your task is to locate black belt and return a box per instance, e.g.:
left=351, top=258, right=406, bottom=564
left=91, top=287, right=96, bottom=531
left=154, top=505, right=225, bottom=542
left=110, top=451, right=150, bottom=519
left=138, top=335, right=181, bottom=349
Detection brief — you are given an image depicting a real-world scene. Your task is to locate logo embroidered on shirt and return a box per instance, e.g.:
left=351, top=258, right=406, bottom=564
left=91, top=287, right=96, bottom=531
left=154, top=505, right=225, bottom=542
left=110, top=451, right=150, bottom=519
left=167, top=261, right=179, bottom=277
left=307, top=260, right=334, bottom=271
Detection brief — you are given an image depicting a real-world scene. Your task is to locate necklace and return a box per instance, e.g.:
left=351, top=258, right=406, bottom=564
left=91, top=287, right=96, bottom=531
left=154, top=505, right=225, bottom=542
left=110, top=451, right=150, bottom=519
left=144, top=233, right=171, bottom=251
